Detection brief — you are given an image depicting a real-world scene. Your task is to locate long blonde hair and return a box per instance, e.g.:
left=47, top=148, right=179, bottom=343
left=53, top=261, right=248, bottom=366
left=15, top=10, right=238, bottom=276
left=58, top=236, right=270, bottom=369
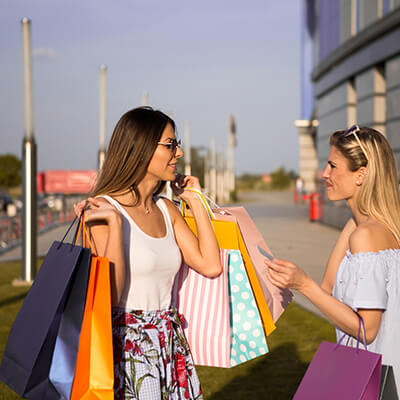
left=330, top=126, right=400, bottom=244
left=91, top=107, right=175, bottom=205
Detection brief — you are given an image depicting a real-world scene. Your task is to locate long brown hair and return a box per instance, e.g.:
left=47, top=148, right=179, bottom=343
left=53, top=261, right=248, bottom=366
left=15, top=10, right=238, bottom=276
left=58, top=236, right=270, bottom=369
left=91, top=106, right=175, bottom=205
left=330, top=126, right=400, bottom=244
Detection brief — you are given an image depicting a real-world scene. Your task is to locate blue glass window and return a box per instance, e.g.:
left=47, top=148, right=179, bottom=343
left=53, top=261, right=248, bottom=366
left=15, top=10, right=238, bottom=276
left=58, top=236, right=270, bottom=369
left=382, top=0, right=392, bottom=15
left=356, top=0, right=361, bottom=33
left=319, top=0, right=340, bottom=61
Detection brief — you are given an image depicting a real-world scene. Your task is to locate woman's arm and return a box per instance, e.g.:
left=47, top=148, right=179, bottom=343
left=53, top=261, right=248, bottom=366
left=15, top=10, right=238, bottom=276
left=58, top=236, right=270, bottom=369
left=82, top=198, right=126, bottom=306
left=265, top=221, right=384, bottom=344
left=320, top=218, right=356, bottom=294
left=267, top=260, right=382, bottom=343
left=166, top=176, right=222, bottom=277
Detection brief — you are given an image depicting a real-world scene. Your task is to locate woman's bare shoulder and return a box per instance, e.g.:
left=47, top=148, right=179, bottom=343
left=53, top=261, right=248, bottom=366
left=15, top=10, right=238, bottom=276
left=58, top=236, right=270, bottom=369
left=349, top=220, right=398, bottom=253
left=157, top=196, right=182, bottom=224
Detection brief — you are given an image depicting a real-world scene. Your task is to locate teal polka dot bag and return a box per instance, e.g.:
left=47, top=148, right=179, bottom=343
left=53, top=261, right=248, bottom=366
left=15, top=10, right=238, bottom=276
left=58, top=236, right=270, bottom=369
left=227, top=249, right=269, bottom=366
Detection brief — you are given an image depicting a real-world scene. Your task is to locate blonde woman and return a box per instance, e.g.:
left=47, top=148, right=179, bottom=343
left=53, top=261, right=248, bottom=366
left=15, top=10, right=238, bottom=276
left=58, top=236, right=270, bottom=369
left=75, top=107, right=221, bottom=399
left=265, top=125, right=400, bottom=391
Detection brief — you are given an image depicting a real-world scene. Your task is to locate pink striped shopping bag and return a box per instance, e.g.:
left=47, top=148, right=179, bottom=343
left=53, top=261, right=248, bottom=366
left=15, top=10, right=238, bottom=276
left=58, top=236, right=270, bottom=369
left=172, top=250, right=231, bottom=368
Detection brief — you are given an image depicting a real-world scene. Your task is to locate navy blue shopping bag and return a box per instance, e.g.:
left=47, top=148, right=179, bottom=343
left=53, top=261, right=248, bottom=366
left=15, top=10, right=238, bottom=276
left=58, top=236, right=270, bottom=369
left=0, top=216, right=91, bottom=400
left=49, top=235, right=91, bottom=399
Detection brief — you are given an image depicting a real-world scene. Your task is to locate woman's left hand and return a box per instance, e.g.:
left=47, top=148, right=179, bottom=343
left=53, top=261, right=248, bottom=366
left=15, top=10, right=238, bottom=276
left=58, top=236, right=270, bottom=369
left=265, top=258, right=310, bottom=291
left=170, top=174, right=202, bottom=203
left=73, top=197, right=101, bottom=217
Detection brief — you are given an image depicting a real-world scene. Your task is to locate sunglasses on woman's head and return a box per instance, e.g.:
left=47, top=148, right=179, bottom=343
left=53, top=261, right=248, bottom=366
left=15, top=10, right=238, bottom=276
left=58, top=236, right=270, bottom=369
left=343, top=124, right=360, bottom=137
left=343, top=124, right=368, bottom=160
left=157, top=138, right=182, bottom=153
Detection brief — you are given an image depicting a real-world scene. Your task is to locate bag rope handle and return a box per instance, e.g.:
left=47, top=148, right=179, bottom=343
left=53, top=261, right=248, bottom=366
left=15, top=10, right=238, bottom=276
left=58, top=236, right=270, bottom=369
left=73, top=211, right=95, bottom=253
left=188, top=189, right=234, bottom=217
left=179, top=187, right=216, bottom=222
left=60, top=215, right=79, bottom=244
left=335, top=313, right=368, bottom=352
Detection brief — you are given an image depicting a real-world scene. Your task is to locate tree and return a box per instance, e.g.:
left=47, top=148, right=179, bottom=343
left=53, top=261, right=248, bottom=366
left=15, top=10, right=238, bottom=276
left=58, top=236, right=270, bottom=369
left=0, top=154, right=22, bottom=188
left=270, top=166, right=292, bottom=190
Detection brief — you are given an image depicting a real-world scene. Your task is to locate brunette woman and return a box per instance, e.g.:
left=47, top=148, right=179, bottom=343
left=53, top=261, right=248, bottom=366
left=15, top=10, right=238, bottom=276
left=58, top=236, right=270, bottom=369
left=77, top=107, right=221, bottom=399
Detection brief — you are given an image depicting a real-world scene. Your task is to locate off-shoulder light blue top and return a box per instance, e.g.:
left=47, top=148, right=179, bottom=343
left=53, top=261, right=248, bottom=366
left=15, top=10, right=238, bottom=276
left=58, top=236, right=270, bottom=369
left=332, top=249, right=400, bottom=390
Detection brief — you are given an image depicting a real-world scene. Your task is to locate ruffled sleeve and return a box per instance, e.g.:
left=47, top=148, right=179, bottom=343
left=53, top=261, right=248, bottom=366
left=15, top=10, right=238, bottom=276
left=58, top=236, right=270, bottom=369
left=349, top=252, right=390, bottom=311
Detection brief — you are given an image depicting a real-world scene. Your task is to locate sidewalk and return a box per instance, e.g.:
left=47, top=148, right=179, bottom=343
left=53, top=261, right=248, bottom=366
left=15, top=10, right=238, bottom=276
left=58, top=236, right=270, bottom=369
left=0, top=224, right=70, bottom=263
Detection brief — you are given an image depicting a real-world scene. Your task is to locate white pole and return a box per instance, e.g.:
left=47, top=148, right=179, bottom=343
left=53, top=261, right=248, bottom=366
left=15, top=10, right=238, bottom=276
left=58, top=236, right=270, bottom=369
left=22, top=18, right=34, bottom=141
left=164, top=110, right=174, bottom=200
left=142, top=92, right=148, bottom=106
left=184, top=121, right=191, bottom=176
left=228, top=114, right=236, bottom=196
left=223, top=149, right=230, bottom=203
left=98, top=65, right=107, bottom=170
left=209, top=137, right=217, bottom=203
left=216, top=147, right=224, bottom=204
left=204, top=149, right=210, bottom=195
left=17, top=17, right=37, bottom=285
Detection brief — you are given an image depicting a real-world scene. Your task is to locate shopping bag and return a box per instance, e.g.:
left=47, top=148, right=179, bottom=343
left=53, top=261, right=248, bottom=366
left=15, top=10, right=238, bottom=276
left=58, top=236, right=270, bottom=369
left=173, top=248, right=269, bottom=368
left=173, top=249, right=231, bottom=367
left=220, top=206, right=293, bottom=322
left=173, top=189, right=271, bottom=367
left=49, top=216, right=92, bottom=399
left=0, top=217, right=87, bottom=399
left=179, top=189, right=276, bottom=337
left=380, top=365, right=398, bottom=399
left=293, top=315, right=382, bottom=399
left=70, top=226, right=114, bottom=400
left=227, top=249, right=269, bottom=367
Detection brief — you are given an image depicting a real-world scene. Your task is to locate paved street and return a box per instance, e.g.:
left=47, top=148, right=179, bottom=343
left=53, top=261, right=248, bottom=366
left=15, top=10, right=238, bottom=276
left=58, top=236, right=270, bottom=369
left=0, top=191, right=341, bottom=318
left=0, top=223, right=73, bottom=263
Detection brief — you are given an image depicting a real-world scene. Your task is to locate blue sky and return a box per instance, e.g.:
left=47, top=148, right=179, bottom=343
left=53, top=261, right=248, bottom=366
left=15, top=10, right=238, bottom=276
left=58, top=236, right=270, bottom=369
left=0, top=1, right=301, bottom=175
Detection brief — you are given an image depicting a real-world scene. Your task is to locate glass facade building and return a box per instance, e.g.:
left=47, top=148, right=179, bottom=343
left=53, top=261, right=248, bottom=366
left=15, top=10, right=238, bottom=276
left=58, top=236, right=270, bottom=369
left=298, top=0, right=400, bottom=228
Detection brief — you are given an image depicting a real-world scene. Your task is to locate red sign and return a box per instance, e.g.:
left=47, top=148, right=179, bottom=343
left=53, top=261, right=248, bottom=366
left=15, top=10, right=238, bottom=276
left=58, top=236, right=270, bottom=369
left=37, top=170, right=98, bottom=194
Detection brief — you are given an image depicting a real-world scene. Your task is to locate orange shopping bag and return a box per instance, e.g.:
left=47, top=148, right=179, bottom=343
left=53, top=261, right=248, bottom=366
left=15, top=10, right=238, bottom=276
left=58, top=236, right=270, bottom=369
left=70, top=220, right=114, bottom=400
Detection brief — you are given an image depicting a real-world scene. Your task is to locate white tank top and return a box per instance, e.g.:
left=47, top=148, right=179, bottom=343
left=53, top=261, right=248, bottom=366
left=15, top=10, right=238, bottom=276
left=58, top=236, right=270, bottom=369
left=99, top=195, right=182, bottom=311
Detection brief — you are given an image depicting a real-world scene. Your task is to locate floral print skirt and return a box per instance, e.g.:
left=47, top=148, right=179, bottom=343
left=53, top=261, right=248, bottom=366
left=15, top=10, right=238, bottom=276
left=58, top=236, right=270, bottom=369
left=112, top=307, right=203, bottom=400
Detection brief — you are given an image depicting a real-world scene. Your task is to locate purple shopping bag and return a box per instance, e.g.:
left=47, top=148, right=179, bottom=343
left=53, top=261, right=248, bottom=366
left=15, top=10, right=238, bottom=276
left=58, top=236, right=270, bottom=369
left=294, top=315, right=382, bottom=400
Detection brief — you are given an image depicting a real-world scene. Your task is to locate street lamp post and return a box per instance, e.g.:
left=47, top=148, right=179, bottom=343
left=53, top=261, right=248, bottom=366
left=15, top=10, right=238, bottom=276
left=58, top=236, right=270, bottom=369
left=209, top=137, right=217, bottom=202
left=227, top=114, right=236, bottom=199
left=142, top=92, right=149, bottom=106
left=98, top=65, right=107, bottom=170
left=216, top=147, right=224, bottom=204
left=184, top=121, right=191, bottom=176
left=15, top=18, right=37, bottom=286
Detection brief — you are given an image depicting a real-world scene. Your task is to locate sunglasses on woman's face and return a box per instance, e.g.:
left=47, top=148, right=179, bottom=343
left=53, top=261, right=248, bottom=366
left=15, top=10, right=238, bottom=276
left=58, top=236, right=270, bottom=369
left=157, top=138, right=182, bottom=153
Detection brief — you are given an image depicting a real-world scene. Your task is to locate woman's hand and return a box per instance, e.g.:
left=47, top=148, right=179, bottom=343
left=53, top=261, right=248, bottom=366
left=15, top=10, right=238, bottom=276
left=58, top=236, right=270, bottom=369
left=73, top=197, right=99, bottom=217
left=265, top=258, right=310, bottom=292
left=73, top=197, right=121, bottom=225
left=170, top=174, right=202, bottom=203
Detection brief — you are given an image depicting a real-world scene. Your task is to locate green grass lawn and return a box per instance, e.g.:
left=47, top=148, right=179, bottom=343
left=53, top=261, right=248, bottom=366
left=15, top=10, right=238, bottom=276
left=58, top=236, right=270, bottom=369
left=0, top=260, right=335, bottom=400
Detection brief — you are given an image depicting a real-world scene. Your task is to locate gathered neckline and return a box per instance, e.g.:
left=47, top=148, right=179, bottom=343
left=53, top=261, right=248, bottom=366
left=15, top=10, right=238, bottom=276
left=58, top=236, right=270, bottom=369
left=346, top=248, right=400, bottom=257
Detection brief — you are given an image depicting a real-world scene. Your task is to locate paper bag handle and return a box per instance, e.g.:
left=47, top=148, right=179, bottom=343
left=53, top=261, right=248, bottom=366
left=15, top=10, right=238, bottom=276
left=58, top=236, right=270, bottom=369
left=73, top=212, right=95, bottom=253
left=336, top=313, right=367, bottom=352
left=179, top=187, right=216, bottom=222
